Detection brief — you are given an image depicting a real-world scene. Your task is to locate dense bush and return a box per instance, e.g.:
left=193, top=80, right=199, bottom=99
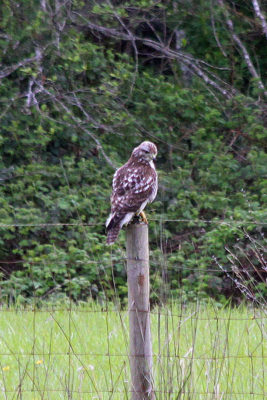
left=0, top=0, right=266, bottom=305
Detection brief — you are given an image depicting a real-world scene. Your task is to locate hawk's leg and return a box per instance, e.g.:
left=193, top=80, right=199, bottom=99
left=129, top=211, right=148, bottom=225
left=138, top=211, right=148, bottom=224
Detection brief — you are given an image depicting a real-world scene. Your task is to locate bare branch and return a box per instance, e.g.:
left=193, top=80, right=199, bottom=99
left=210, top=0, right=227, bottom=57
left=251, top=0, right=267, bottom=40
left=218, top=0, right=267, bottom=96
left=40, top=0, right=48, bottom=12
left=26, top=79, right=35, bottom=109
left=82, top=19, right=235, bottom=98
left=107, top=1, right=139, bottom=98
left=67, top=92, right=117, bottom=134
left=0, top=55, right=40, bottom=80
left=35, top=83, right=117, bottom=169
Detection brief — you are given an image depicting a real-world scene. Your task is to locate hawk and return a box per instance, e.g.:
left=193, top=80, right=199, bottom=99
left=106, top=141, right=158, bottom=245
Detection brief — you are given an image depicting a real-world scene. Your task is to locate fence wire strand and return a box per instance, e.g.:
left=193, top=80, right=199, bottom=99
left=0, top=218, right=266, bottom=228
left=0, top=219, right=266, bottom=399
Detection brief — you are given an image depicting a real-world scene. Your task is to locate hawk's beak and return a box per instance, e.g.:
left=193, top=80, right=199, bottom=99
left=148, top=152, right=157, bottom=161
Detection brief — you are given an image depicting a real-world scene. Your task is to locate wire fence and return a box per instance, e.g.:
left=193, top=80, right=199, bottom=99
left=0, top=217, right=266, bottom=227
left=0, top=219, right=266, bottom=399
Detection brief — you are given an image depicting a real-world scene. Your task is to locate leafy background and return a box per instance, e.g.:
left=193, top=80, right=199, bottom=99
left=0, top=0, right=266, bottom=305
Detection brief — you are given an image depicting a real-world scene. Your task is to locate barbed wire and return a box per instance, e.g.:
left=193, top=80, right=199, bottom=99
left=0, top=222, right=101, bottom=228
left=0, top=388, right=265, bottom=396
left=0, top=218, right=266, bottom=228
left=0, top=352, right=266, bottom=359
left=0, top=258, right=265, bottom=275
left=0, top=308, right=265, bottom=320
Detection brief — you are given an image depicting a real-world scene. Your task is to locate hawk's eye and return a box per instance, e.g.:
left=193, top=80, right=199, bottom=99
left=144, top=150, right=149, bottom=154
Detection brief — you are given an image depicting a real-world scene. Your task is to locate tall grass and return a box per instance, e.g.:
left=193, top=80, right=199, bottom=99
left=0, top=302, right=266, bottom=399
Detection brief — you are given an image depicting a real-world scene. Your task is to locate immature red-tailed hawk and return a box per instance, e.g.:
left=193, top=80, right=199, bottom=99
left=106, top=141, right=158, bottom=245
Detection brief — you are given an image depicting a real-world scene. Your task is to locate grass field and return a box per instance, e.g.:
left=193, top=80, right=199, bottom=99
left=0, top=302, right=266, bottom=399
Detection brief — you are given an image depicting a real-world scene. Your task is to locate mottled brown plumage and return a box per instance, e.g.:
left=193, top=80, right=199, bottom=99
left=106, top=141, right=158, bottom=244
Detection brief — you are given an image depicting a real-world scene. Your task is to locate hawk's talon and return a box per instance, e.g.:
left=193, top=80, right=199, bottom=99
left=138, top=211, right=148, bottom=224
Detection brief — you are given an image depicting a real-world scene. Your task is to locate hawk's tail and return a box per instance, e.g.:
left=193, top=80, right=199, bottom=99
left=106, top=212, right=134, bottom=245
left=106, top=225, right=120, bottom=245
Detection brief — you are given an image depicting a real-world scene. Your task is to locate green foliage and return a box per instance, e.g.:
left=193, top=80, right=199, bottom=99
left=0, top=0, right=266, bottom=305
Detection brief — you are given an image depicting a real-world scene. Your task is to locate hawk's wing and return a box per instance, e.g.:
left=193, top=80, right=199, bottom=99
left=111, top=163, right=156, bottom=214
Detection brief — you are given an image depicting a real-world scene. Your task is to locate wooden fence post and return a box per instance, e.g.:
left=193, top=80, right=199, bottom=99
left=126, top=222, right=155, bottom=400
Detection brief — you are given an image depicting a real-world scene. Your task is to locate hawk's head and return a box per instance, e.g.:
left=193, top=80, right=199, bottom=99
left=132, top=141, right=157, bottom=163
